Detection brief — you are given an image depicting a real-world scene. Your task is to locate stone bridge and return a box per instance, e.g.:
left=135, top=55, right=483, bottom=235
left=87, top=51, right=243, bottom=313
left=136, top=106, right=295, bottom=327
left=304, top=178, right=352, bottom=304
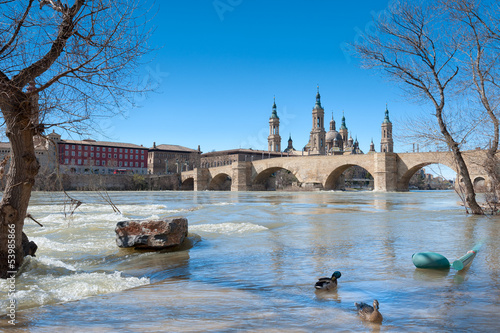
left=180, top=150, right=490, bottom=191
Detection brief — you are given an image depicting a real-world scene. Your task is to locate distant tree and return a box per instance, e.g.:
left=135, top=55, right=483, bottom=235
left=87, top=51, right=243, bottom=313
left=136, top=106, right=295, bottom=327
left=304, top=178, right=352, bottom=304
left=0, top=0, right=154, bottom=278
left=353, top=0, right=483, bottom=214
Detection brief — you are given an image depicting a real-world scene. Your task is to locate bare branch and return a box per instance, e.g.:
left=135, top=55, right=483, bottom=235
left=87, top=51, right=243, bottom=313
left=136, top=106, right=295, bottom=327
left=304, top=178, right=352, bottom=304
left=0, top=0, right=34, bottom=57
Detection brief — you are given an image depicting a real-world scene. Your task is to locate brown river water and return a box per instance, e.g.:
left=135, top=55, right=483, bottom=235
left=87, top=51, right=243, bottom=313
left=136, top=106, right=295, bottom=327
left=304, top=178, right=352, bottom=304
left=1, top=190, right=500, bottom=332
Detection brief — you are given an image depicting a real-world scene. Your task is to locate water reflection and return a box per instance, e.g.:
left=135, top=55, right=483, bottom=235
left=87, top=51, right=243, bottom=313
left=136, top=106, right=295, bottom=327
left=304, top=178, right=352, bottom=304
left=413, top=268, right=450, bottom=281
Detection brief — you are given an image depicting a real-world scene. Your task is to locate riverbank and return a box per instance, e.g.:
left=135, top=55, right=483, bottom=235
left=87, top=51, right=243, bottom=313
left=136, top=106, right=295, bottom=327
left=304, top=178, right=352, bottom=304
left=27, top=173, right=182, bottom=191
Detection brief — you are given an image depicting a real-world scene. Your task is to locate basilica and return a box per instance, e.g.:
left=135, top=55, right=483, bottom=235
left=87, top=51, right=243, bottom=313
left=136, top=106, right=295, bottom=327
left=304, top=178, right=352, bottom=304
left=267, top=87, right=393, bottom=155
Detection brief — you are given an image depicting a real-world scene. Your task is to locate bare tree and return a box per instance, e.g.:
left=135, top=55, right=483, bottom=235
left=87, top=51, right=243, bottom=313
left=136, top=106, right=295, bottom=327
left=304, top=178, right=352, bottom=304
left=445, top=0, right=500, bottom=202
left=353, top=0, right=483, bottom=214
left=0, top=0, right=154, bottom=278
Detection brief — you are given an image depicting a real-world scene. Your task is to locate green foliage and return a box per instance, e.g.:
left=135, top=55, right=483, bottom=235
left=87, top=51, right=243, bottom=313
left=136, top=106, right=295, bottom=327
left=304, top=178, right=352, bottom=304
left=132, top=174, right=148, bottom=191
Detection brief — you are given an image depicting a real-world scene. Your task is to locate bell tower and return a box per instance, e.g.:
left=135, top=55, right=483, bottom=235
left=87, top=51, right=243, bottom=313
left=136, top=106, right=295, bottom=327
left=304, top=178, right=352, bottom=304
left=380, top=105, right=393, bottom=153
left=308, top=86, right=326, bottom=155
left=268, top=97, right=281, bottom=152
left=339, top=111, right=348, bottom=149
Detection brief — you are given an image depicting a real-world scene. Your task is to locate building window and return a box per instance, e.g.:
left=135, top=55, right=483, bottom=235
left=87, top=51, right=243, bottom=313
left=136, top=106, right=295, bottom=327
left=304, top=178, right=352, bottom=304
left=77, top=159, right=82, bottom=164
left=65, top=151, right=69, bottom=156
left=64, top=158, right=69, bottom=164
left=108, top=153, right=111, bottom=158
left=119, top=154, right=122, bottom=159
left=119, top=148, right=123, bottom=153
left=91, top=152, right=94, bottom=157
left=84, top=146, right=88, bottom=150
left=78, top=151, right=81, bottom=156
left=114, top=148, right=117, bottom=152
left=91, top=146, right=94, bottom=151
left=71, top=145, right=75, bottom=149
left=114, top=154, right=117, bottom=158
left=125, top=149, right=128, bottom=153
left=142, top=155, right=145, bottom=160
left=141, top=162, right=144, bottom=167
left=96, top=160, right=100, bottom=166
left=97, top=153, right=100, bottom=158
left=135, top=162, right=138, bottom=167
left=97, top=147, right=100, bottom=151
left=135, top=149, right=138, bottom=154
left=125, top=154, right=128, bottom=159
left=65, top=144, right=69, bottom=149
left=71, top=151, right=75, bottom=156
left=119, top=161, right=122, bottom=167
left=78, top=145, right=82, bottom=150
left=84, top=152, right=88, bottom=157
left=125, top=162, right=128, bottom=167
left=84, top=160, right=88, bottom=165
left=135, top=155, right=138, bottom=160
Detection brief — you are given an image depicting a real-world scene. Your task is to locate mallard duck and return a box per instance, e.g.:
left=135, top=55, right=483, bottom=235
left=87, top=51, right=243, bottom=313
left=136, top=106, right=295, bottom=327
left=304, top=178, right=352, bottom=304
left=355, top=299, right=383, bottom=323
left=314, top=271, right=341, bottom=290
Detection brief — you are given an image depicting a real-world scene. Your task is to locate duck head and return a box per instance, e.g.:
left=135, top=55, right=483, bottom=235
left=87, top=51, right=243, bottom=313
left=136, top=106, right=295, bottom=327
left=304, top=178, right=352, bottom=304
left=373, top=299, right=379, bottom=310
left=331, top=271, right=341, bottom=280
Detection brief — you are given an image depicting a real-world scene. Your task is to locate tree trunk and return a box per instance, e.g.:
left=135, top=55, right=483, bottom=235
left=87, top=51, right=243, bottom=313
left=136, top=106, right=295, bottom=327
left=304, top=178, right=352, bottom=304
left=0, top=95, right=39, bottom=279
left=435, top=105, right=483, bottom=214
left=452, top=144, right=483, bottom=214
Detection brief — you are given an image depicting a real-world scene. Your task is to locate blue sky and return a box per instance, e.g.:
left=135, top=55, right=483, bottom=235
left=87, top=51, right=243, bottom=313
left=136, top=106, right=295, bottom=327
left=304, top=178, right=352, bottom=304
left=103, top=0, right=430, bottom=157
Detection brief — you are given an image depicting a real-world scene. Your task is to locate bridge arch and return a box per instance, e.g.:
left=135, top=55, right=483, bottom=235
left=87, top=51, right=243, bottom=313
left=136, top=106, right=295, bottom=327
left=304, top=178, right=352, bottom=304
left=473, top=176, right=487, bottom=192
left=208, top=172, right=232, bottom=191
left=397, top=161, right=457, bottom=191
left=180, top=177, right=194, bottom=190
left=252, top=166, right=300, bottom=191
left=324, top=164, right=374, bottom=190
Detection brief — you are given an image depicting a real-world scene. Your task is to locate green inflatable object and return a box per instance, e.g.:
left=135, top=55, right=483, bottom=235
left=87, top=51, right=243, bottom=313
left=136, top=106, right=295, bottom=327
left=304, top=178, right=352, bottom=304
left=412, top=252, right=450, bottom=269
left=452, top=250, right=477, bottom=271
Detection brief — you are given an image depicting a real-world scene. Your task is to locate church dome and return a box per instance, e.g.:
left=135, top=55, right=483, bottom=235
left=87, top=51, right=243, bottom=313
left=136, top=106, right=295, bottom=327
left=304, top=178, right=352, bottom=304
left=326, top=129, right=342, bottom=143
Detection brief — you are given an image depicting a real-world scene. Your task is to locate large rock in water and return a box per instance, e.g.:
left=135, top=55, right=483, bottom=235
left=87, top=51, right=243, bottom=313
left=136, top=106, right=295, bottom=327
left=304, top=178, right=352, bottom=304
left=115, top=217, right=188, bottom=249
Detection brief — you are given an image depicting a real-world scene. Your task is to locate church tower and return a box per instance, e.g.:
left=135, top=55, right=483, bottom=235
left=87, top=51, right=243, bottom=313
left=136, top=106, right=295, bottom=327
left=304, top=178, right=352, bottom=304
left=329, top=113, right=336, bottom=131
left=284, top=134, right=295, bottom=153
left=369, top=138, right=376, bottom=153
left=268, top=97, right=281, bottom=152
left=287, top=134, right=293, bottom=151
left=380, top=105, right=393, bottom=153
left=309, top=86, right=326, bottom=155
left=339, top=112, right=348, bottom=149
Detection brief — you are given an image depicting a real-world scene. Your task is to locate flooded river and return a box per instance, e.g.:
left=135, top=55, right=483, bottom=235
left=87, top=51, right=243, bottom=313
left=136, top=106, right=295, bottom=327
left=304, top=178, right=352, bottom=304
left=1, top=190, right=499, bottom=332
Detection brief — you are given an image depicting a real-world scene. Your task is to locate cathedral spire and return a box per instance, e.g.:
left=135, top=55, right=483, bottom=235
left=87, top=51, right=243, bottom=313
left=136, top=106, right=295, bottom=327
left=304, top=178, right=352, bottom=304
left=383, top=104, right=391, bottom=124
left=340, top=111, right=347, bottom=130
left=315, top=85, right=322, bottom=108
left=268, top=96, right=281, bottom=152
left=270, top=96, right=279, bottom=119
left=381, top=105, right=393, bottom=152
left=330, top=112, right=336, bottom=131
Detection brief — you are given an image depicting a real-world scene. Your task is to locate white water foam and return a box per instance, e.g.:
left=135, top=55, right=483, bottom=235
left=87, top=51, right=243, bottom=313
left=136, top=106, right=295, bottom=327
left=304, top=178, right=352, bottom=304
left=190, top=222, right=268, bottom=235
left=35, top=256, right=77, bottom=271
left=0, top=270, right=149, bottom=312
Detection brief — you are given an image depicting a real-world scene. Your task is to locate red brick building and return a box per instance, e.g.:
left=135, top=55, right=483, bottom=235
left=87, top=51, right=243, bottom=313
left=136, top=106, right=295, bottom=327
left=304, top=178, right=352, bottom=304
left=58, top=139, right=148, bottom=174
